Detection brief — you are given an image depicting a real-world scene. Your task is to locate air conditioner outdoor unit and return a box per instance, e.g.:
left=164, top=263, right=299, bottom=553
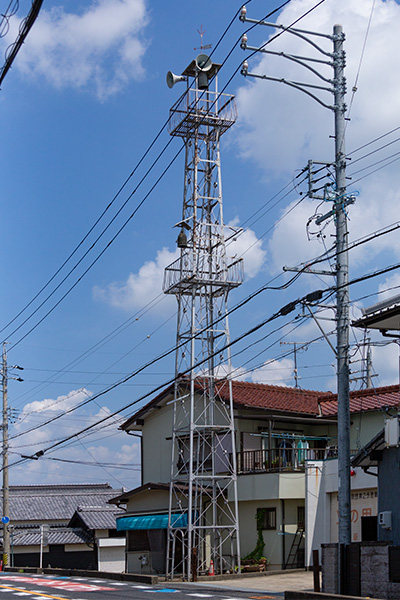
left=385, top=418, right=399, bottom=447
left=378, top=511, right=392, bottom=530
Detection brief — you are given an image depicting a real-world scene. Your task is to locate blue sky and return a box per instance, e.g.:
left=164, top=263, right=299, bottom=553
left=1, top=0, right=400, bottom=489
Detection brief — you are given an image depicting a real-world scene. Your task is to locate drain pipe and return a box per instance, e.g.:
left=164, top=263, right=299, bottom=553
left=281, top=499, right=286, bottom=569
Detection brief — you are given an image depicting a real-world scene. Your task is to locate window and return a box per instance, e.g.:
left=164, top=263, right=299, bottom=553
left=257, top=507, right=276, bottom=530
left=297, top=506, right=305, bottom=529
left=127, top=530, right=150, bottom=551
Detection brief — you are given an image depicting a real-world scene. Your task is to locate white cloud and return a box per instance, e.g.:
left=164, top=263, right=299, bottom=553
left=9, top=0, right=149, bottom=100
left=93, top=246, right=179, bottom=312
left=371, top=339, right=399, bottom=388
left=94, top=223, right=267, bottom=312
left=267, top=197, right=330, bottom=274
left=250, top=357, right=295, bottom=386
left=236, top=0, right=400, bottom=274
left=378, top=273, right=400, bottom=302
left=227, top=219, right=267, bottom=278
left=17, top=388, right=91, bottom=423
left=9, top=387, right=141, bottom=487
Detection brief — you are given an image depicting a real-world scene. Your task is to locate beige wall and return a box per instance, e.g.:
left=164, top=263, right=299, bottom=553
left=234, top=472, right=304, bottom=502
left=141, top=404, right=174, bottom=483
left=350, top=410, right=386, bottom=451
left=238, top=498, right=304, bottom=570
left=126, top=490, right=170, bottom=514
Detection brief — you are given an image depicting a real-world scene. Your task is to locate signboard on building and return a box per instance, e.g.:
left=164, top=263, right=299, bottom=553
left=330, top=488, right=378, bottom=542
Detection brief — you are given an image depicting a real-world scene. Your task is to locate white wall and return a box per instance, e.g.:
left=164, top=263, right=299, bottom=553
left=97, top=538, right=126, bottom=573
left=305, top=459, right=377, bottom=566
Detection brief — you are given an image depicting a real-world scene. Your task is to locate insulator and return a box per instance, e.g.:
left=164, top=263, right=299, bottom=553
left=240, top=5, right=247, bottom=21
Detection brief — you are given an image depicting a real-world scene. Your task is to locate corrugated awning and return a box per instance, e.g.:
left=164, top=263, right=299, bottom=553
left=116, top=513, right=188, bottom=531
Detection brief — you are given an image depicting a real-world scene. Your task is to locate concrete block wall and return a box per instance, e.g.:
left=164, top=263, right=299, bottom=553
left=321, top=544, right=337, bottom=594
left=360, top=543, right=389, bottom=599
left=322, top=542, right=400, bottom=599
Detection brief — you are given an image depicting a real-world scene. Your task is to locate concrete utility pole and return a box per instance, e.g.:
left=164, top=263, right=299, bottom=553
left=2, top=343, right=10, bottom=567
left=332, top=24, right=352, bottom=554
left=1, top=344, right=23, bottom=569
left=240, top=9, right=352, bottom=589
left=365, top=343, right=373, bottom=389
left=280, top=341, right=299, bottom=388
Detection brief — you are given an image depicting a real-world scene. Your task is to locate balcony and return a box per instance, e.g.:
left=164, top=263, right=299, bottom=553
left=235, top=447, right=339, bottom=474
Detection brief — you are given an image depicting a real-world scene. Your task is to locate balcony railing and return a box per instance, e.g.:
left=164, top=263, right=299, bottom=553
left=235, top=447, right=339, bottom=474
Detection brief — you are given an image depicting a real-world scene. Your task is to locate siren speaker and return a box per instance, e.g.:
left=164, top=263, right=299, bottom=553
left=195, top=53, right=212, bottom=72
left=195, top=53, right=212, bottom=90
left=166, top=71, right=186, bottom=89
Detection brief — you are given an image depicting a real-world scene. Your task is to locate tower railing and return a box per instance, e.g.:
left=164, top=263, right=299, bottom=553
left=168, top=89, right=237, bottom=138
left=163, top=251, right=244, bottom=295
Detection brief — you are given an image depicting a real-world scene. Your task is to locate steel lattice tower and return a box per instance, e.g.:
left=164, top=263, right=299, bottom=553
left=163, top=55, right=243, bottom=580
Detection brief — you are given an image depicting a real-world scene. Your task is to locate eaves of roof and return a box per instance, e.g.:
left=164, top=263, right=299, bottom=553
left=109, top=483, right=171, bottom=505
left=5, top=527, right=93, bottom=547
left=352, top=293, right=400, bottom=332
left=109, top=482, right=191, bottom=505
left=120, top=385, right=175, bottom=431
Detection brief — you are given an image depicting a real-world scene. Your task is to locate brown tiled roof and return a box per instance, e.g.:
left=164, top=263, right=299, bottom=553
left=221, top=380, right=329, bottom=414
left=121, top=379, right=335, bottom=431
left=319, top=384, right=400, bottom=416
left=122, top=378, right=400, bottom=430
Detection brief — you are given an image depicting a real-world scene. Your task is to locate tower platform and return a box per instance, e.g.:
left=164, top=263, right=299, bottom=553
left=168, top=89, right=237, bottom=139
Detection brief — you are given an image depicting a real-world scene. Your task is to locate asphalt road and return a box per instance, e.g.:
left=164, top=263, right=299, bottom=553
left=0, top=572, right=313, bottom=600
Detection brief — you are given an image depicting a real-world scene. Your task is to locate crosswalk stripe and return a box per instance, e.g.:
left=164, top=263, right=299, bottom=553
left=132, top=585, right=152, bottom=589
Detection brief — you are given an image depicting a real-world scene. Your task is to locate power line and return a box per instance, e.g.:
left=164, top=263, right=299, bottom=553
left=12, top=216, right=400, bottom=443
left=11, top=251, right=400, bottom=464
left=3, top=0, right=323, bottom=350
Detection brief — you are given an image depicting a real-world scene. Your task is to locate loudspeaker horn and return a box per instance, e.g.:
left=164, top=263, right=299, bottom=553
left=166, top=71, right=186, bottom=89
left=195, top=53, right=212, bottom=72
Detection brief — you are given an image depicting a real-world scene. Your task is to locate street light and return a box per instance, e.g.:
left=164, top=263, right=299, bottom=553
left=240, top=8, right=352, bottom=591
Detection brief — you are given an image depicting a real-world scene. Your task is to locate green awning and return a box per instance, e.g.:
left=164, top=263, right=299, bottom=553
left=116, top=512, right=188, bottom=531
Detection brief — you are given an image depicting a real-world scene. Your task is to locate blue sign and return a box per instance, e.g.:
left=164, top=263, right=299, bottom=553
left=1, top=517, right=9, bottom=524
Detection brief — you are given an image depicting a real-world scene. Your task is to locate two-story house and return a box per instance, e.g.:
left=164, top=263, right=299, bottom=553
left=111, top=379, right=400, bottom=575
